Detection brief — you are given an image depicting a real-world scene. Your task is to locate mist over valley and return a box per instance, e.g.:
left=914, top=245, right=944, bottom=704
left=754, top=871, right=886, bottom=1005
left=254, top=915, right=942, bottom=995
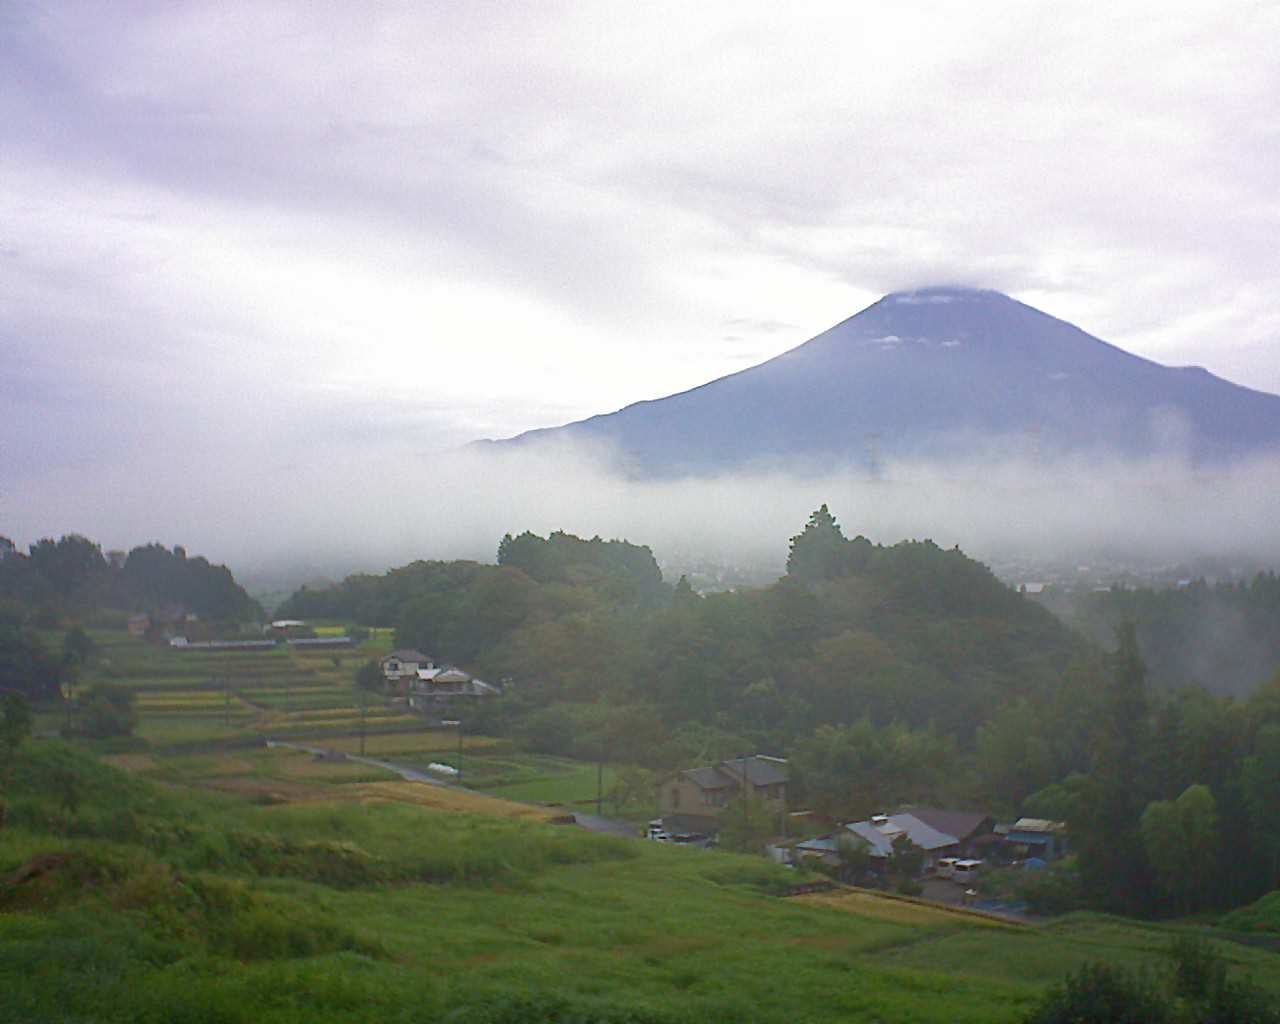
left=6, top=6, right=1280, bottom=1020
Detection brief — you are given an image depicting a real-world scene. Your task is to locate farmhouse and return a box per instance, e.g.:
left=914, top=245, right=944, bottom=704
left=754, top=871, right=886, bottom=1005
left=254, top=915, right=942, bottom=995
left=793, top=808, right=995, bottom=873
left=656, top=755, right=789, bottom=837
left=906, top=808, right=997, bottom=858
left=380, top=649, right=431, bottom=682
left=406, top=665, right=501, bottom=711
left=1005, top=817, right=1068, bottom=860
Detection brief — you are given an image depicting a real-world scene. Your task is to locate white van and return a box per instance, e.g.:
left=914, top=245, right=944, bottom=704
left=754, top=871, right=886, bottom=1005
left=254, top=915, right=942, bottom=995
left=646, top=820, right=670, bottom=842
left=952, top=859, right=984, bottom=883
left=936, top=857, right=958, bottom=879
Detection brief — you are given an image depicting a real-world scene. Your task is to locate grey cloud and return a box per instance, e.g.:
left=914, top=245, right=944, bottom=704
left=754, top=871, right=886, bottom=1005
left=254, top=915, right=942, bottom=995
left=3, top=1, right=1280, bottom=563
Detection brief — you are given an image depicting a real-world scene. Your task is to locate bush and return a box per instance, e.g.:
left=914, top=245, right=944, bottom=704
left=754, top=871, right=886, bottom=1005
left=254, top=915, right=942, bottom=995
left=1024, top=937, right=1280, bottom=1024
left=74, top=683, right=137, bottom=738
left=443, top=992, right=712, bottom=1023
left=1015, top=859, right=1087, bottom=916
left=1023, top=962, right=1172, bottom=1023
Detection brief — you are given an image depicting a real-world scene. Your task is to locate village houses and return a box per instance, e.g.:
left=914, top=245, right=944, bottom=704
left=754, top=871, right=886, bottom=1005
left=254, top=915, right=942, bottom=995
left=380, top=649, right=500, bottom=711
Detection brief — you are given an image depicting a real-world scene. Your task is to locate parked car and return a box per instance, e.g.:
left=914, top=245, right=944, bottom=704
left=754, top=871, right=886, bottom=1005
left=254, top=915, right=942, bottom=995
left=646, top=820, right=670, bottom=842
left=952, top=858, right=984, bottom=883
left=670, top=832, right=711, bottom=848
left=936, top=857, right=958, bottom=879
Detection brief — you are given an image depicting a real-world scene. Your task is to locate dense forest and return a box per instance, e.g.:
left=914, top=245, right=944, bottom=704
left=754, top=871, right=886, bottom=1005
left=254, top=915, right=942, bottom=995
left=280, top=508, right=1280, bottom=920
left=1055, top=576, right=1280, bottom=698
left=7, top=513, right=1280, bottom=923
left=0, top=534, right=261, bottom=626
left=281, top=508, right=1088, bottom=771
left=1, top=534, right=260, bottom=705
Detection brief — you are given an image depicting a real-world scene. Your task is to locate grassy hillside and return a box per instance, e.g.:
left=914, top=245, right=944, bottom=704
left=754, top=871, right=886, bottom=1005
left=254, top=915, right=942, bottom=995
left=4, top=742, right=1279, bottom=1024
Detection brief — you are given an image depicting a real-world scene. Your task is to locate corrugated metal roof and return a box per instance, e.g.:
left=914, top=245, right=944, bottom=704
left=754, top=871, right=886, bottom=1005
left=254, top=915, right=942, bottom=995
left=907, top=809, right=993, bottom=841
left=1011, top=818, right=1065, bottom=833
left=435, top=667, right=471, bottom=683
left=843, top=813, right=962, bottom=855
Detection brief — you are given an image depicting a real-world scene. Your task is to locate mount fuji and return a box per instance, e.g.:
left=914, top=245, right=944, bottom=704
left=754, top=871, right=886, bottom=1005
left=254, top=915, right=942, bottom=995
left=484, top=288, right=1280, bottom=475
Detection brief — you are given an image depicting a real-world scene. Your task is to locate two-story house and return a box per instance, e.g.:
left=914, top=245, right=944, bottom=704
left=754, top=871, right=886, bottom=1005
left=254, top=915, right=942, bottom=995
left=380, top=649, right=431, bottom=686
left=656, top=755, right=789, bottom=837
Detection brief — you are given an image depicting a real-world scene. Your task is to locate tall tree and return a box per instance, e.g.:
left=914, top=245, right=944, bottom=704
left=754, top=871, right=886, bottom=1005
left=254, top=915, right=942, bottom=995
left=1242, top=724, right=1280, bottom=888
left=0, top=613, right=62, bottom=702
left=1141, top=785, right=1219, bottom=915
left=0, top=694, right=32, bottom=831
left=1075, top=622, right=1155, bottom=913
left=786, top=504, right=848, bottom=582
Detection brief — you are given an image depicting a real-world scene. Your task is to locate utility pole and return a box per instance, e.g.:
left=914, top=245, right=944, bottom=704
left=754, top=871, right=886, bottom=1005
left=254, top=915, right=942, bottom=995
left=61, top=679, right=74, bottom=735
left=358, top=685, right=367, bottom=756
left=442, top=719, right=462, bottom=782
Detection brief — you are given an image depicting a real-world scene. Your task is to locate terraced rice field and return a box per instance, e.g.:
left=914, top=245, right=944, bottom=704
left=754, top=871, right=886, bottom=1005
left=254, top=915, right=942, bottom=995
left=70, top=627, right=429, bottom=750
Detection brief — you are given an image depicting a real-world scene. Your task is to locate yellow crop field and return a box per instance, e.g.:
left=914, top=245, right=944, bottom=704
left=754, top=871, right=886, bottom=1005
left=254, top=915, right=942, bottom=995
left=352, top=781, right=558, bottom=821
left=325, top=732, right=502, bottom=756
left=277, top=714, right=421, bottom=730
left=249, top=748, right=399, bottom=784
left=793, top=888, right=1020, bottom=929
left=137, top=692, right=227, bottom=702
left=277, top=708, right=363, bottom=721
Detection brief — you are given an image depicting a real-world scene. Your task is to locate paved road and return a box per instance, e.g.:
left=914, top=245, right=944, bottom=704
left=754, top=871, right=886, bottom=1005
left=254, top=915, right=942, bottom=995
left=571, top=812, right=640, bottom=838
left=266, top=739, right=449, bottom=786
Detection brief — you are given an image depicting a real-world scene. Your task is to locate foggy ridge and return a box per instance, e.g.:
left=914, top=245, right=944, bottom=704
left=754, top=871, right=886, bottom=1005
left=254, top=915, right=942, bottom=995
left=484, top=288, right=1280, bottom=474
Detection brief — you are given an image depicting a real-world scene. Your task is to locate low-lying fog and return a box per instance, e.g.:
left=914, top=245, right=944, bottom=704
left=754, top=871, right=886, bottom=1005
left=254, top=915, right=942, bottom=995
left=8, top=438, right=1280, bottom=586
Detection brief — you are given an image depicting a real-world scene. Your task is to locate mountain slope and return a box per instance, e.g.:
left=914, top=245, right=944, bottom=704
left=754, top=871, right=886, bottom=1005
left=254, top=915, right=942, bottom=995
left=488, top=288, right=1280, bottom=473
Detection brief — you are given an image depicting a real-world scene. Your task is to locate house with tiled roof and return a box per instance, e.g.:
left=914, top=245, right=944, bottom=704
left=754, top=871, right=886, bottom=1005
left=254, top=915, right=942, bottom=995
left=380, top=649, right=431, bottom=683
left=656, top=755, right=789, bottom=836
left=406, top=665, right=500, bottom=710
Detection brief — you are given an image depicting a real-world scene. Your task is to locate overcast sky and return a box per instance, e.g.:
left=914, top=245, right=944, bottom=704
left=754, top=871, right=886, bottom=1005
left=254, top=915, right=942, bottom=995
left=4, top=1, right=1279, bottom=564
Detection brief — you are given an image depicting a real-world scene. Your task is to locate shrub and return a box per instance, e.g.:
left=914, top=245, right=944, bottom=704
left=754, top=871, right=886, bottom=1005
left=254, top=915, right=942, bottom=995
left=1024, top=937, right=1280, bottom=1024
left=1023, top=962, right=1172, bottom=1023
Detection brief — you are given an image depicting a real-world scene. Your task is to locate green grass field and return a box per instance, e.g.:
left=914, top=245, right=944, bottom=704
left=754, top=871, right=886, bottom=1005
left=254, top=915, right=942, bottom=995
left=464, top=753, right=621, bottom=806
left=20, top=627, right=1279, bottom=1021
left=4, top=740, right=1278, bottom=1024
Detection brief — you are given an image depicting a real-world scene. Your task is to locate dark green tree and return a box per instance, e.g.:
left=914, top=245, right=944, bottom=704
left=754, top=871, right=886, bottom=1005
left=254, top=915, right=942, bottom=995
left=1140, top=784, right=1219, bottom=915
left=1242, top=724, right=1280, bottom=887
left=355, top=660, right=384, bottom=692
left=889, top=833, right=926, bottom=892
left=786, top=504, right=848, bottom=582
left=0, top=613, right=62, bottom=701
left=834, top=834, right=875, bottom=882
left=75, top=683, right=136, bottom=738
left=672, top=575, right=698, bottom=604
left=27, top=534, right=107, bottom=604
left=1074, top=622, right=1155, bottom=914
left=62, top=626, right=94, bottom=669
left=0, top=693, right=32, bottom=830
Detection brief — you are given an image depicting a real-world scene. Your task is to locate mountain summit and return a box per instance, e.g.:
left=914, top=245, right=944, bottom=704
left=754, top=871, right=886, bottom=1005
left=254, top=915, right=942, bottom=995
left=488, top=288, right=1280, bottom=474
